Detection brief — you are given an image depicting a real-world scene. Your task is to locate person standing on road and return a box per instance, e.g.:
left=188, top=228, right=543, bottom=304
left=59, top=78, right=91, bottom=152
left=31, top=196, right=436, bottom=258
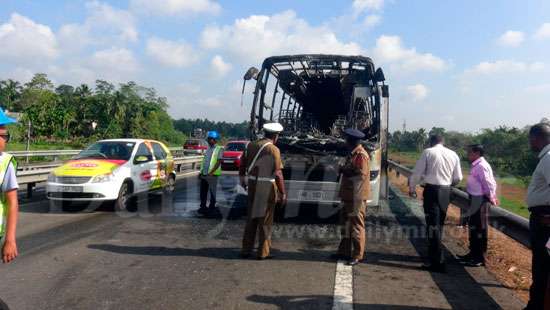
left=331, top=128, right=370, bottom=266
left=198, top=130, right=224, bottom=216
left=525, top=122, right=550, bottom=310
left=0, top=108, right=19, bottom=264
left=240, top=123, right=286, bottom=260
left=457, top=144, right=498, bottom=267
left=409, top=134, right=462, bottom=273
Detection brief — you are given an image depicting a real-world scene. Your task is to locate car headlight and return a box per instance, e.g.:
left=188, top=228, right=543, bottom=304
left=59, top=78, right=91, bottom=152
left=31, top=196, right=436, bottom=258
left=91, top=173, right=114, bottom=183
left=47, top=173, right=56, bottom=182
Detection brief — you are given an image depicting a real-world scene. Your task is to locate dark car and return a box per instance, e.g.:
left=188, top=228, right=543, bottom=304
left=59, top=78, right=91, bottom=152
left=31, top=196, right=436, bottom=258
left=221, top=140, right=249, bottom=170
left=183, top=139, right=208, bottom=155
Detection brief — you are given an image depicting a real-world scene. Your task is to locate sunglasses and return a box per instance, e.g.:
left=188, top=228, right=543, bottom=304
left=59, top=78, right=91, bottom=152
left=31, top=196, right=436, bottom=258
left=0, top=133, right=10, bottom=142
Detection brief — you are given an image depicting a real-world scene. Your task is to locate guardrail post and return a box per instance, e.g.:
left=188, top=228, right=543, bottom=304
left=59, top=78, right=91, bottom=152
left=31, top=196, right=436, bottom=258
left=27, top=183, right=34, bottom=198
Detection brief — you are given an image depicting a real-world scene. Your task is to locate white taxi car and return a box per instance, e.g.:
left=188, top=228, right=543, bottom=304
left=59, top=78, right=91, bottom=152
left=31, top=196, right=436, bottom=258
left=46, top=139, right=176, bottom=211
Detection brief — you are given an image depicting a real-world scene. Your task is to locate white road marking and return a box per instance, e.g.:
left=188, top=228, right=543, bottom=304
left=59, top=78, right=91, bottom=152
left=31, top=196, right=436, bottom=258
left=332, top=260, right=354, bottom=310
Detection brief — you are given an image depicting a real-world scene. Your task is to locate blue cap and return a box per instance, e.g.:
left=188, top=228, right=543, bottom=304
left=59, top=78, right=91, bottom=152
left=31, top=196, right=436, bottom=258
left=343, top=128, right=365, bottom=139
left=0, top=108, right=17, bottom=126
left=207, top=130, right=220, bottom=139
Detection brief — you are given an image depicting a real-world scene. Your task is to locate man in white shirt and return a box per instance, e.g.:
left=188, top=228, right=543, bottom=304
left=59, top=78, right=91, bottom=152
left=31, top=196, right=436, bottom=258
left=409, top=134, right=462, bottom=273
left=525, top=122, right=550, bottom=310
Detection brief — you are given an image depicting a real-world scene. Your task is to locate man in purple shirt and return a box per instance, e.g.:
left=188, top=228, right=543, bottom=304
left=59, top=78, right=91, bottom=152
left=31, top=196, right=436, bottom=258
left=458, top=144, right=498, bottom=267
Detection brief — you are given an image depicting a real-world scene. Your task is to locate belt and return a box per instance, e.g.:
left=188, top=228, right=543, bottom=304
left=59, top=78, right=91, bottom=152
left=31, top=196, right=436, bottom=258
left=425, top=184, right=451, bottom=188
left=251, top=177, right=275, bottom=183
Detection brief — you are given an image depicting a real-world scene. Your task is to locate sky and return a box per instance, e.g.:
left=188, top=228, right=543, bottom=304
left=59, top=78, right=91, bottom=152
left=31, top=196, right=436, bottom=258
left=1, top=0, right=550, bottom=132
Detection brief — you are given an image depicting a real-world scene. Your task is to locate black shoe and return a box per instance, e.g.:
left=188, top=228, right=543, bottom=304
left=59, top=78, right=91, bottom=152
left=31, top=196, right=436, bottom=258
left=462, top=260, right=485, bottom=267
left=329, top=254, right=350, bottom=261
left=456, top=253, right=472, bottom=261
left=197, top=207, right=208, bottom=214
left=420, top=263, right=446, bottom=273
left=256, top=255, right=275, bottom=260
left=204, top=207, right=221, bottom=218
left=347, top=259, right=361, bottom=266
left=207, top=207, right=220, bottom=214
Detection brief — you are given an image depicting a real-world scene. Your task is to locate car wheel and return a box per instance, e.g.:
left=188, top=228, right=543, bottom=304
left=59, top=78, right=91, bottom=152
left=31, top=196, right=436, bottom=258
left=115, top=181, right=134, bottom=212
left=164, top=175, right=176, bottom=194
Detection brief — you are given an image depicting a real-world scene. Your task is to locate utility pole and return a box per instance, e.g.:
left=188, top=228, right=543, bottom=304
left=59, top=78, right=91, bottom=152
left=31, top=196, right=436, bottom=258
left=402, top=119, right=407, bottom=132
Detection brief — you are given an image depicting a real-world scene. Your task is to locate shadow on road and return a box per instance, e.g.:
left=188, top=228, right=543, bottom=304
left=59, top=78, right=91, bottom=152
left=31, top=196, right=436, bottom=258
left=364, top=251, right=425, bottom=272
left=246, top=294, right=448, bottom=310
left=87, top=244, right=334, bottom=262
left=388, top=188, right=503, bottom=309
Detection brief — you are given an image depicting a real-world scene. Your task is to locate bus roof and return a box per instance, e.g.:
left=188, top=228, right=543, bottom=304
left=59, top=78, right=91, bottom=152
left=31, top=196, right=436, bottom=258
left=261, top=54, right=376, bottom=73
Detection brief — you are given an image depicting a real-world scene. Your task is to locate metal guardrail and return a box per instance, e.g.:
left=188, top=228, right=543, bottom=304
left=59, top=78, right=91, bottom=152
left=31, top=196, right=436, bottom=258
left=10, top=148, right=201, bottom=198
left=387, top=159, right=531, bottom=248
left=10, top=147, right=184, bottom=160
left=11, top=150, right=81, bottom=158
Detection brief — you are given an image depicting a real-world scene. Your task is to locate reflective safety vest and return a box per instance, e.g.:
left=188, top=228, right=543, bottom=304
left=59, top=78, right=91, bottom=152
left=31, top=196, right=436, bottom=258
left=0, top=153, right=17, bottom=236
left=200, top=145, right=222, bottom=176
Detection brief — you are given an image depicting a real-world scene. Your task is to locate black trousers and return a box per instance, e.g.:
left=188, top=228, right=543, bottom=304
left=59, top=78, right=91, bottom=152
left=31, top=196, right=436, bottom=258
left=423, top=184, right=451, bottom=266
left=468, top=195, right=489, bottom=262
left=526, top=211, right=550, bottom=310
left=199, top=176, right=218, bottom=209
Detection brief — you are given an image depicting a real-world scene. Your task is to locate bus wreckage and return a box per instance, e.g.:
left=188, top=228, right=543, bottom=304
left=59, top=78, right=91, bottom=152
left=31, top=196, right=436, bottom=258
left=242, top=54, right=389, bottom=216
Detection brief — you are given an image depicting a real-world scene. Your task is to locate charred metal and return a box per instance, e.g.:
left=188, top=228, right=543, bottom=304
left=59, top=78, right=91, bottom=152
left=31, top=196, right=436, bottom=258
left=246, top=55, right=386, bottom=156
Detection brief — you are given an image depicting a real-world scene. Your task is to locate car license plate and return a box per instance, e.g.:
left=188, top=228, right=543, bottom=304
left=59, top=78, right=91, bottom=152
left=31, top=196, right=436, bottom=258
left=297, top=190, right=324, bottom=201
left=51, top=186, right=83, bottom=193
left=224, top=160, right=234, bottom=163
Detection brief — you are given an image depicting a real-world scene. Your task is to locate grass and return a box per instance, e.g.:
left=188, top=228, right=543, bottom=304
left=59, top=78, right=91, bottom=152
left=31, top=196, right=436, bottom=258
left=389, top=151, right=419, bottom=167
left=499, top=176, right=528, bottom=188
left=499, top=196, right=529, bottom=219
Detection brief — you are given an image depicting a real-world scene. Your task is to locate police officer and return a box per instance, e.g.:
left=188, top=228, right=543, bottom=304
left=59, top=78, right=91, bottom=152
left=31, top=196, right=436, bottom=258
left=0, top=108, right=19, bottom=264
left=198, top=130, right=224, bottom=216
left=332, top=128, right=370, bottom=266
left=240, top=123, right=286, bottom=260
left=525, top=122, right=550, bottom=310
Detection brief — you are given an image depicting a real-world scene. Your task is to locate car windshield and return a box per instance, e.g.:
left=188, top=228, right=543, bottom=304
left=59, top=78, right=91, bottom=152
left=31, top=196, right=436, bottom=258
left=75, top=142, right=135, bottom=160
left=225, top=143, right=246, bottom=152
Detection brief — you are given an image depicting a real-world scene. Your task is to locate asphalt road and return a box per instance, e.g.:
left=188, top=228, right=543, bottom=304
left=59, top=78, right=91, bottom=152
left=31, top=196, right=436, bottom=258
left=0, top=174, right=525, bottom=309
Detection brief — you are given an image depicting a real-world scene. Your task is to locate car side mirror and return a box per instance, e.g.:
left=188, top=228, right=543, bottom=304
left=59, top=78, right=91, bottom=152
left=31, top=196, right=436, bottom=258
left=135, top=155, right=149, bottom=163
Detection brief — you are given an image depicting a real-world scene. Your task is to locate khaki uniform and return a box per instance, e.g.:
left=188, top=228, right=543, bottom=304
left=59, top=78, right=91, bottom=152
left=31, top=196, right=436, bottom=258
left=337, top=144, right=370, bottom=260
left=240, top=138, right=283, bottom=258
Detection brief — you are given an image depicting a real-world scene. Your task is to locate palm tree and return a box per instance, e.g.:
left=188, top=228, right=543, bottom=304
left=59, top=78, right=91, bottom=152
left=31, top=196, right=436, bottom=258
left=0, top=79, right=23, bottom=111
left=415, top=128, right=427, bottom=152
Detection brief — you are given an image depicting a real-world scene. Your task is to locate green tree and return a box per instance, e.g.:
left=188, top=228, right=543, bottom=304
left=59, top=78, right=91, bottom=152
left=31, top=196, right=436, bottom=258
left=0, top=79, right=23, bottom=111
left=429, top=127, right=446, bottom=137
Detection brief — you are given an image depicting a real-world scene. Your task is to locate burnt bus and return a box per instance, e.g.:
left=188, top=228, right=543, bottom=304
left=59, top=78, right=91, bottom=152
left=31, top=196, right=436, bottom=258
left=242, top=54, right=389, bottom=216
